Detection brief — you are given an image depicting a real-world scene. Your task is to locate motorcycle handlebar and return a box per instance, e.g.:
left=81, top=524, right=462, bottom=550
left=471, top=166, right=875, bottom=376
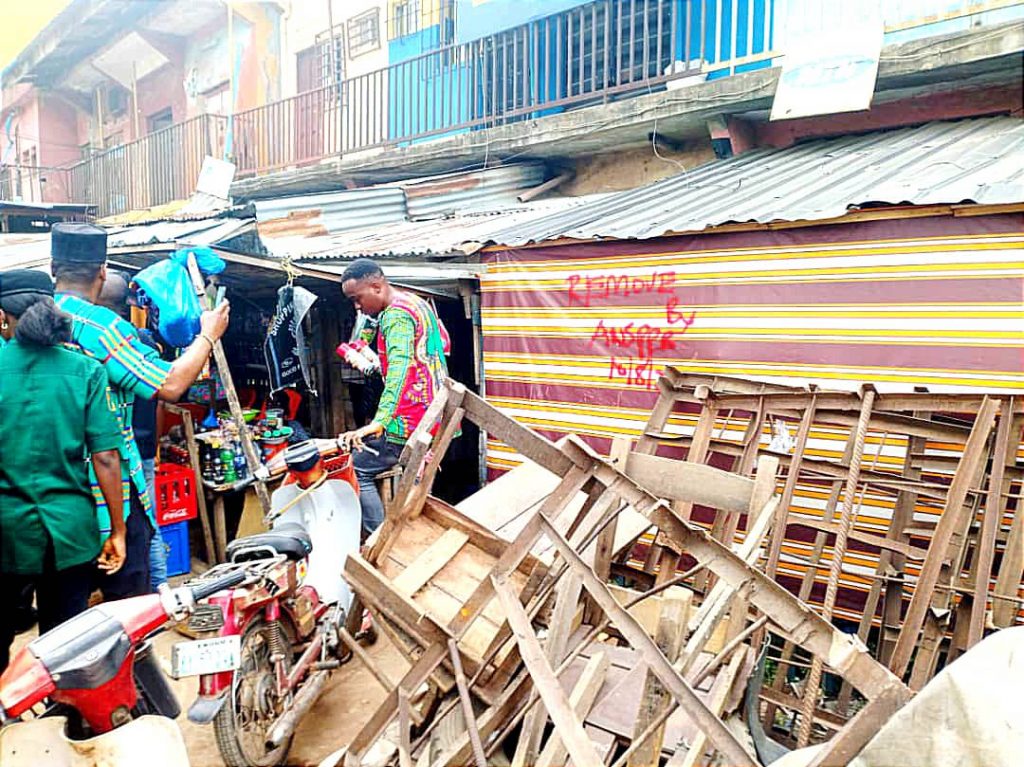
left=190, top=569, right=247, bottom=601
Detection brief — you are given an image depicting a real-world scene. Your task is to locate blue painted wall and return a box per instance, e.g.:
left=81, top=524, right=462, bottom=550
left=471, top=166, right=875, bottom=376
left=455, top=0, right=593, bottom=44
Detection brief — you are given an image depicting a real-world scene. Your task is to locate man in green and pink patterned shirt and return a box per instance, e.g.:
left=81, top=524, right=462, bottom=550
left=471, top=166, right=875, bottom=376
left=338, top=259, right=452, bottom=533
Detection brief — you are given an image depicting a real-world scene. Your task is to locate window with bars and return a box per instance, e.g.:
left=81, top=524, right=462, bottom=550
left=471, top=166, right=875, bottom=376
left=347, top=8, right=381, bottom=57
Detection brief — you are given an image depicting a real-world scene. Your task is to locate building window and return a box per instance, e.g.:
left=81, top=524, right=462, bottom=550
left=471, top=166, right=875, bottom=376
left=105, top=86, right=128, bottom=117
left=390, top=0, right=420, bottom=40
left=313, top=29, right=345, bottom=87
left=347, top=9, right=381, bottom=58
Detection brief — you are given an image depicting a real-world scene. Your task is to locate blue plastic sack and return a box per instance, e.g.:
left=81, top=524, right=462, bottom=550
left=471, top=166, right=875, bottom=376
left=133, top=247, right=226, bottom=348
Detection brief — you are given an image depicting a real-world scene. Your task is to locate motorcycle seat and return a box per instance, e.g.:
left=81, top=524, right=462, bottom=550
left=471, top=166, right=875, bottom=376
left=227, top=523, right=313, bottom=562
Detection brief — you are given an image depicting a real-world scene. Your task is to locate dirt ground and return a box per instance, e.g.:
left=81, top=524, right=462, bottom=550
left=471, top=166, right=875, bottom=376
left=9, top=616, right=411, bottom=767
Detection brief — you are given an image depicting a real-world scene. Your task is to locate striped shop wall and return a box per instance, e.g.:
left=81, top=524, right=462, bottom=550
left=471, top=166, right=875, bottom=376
left=480, top=211, right=1024, bottom=625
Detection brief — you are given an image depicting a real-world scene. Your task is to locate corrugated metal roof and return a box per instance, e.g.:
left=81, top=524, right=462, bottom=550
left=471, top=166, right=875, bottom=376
left=253, top=186, right=407, bottom=241
left=262, top=196, right=607, bottom=261
left=488, top=116, right=1024, bottom=245
left=106, top=217, right=254, bottom=248
left=252, top=163, right=552, bottom=246
left=401, top=163, right=547, bottom=220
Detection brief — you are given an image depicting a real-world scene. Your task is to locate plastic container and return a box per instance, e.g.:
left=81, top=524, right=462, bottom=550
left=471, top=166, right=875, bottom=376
left=154, top=463, right=198, bottom=525
left=161, top=520, right=191, bottom=577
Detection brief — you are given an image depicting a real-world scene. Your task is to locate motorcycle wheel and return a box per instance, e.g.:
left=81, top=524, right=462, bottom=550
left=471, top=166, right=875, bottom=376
left=213, top=619, right=294, bottom=767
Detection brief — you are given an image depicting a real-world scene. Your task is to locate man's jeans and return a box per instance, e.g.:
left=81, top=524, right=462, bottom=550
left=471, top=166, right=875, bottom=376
left=352, top=435, right=402, bottom=535
left=142, top=458, right=168, bottom=589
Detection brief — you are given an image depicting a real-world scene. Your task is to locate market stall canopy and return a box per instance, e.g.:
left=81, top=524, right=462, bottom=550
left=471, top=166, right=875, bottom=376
left=485, top=115, right=1024, bottom=245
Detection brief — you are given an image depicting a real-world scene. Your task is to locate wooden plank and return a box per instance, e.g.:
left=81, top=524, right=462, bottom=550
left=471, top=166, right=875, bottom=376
left=590, top=438, right=631, bottom=623
left=538, top=514, right=756, bottom=767
left=407, top=400, right=467, bottom=521
left=512, top=566, right=585, bottom=767
left=398, top=687, right=413, bottom=767
left=624, top=453, right=755, bottom=514
left=888, top=397, right=998, bottom=678
left=628, top=591, right=689, bottom=767
left=672, top=647, right=750, bottom=767
left=678, top=493, right=778, bottom=674
left=537, top=652, right=611, bottom=767
left=765, top=398, right=817, bottom=579
left=805, top=682, right=911, bottom=767
left=166, top=403, right=217, bottom=565
left=787, top=518, right=930, bottom=560
left=606, top=584, right=692, bottom=638
left=345, top=642, right=448, bottom=766
left=392, top=529, right=471, bottom=597
left=491, top=575, right=604, bottom=767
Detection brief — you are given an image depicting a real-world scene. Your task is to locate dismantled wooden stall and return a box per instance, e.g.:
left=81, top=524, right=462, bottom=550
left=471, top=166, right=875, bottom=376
left=338, top=379, right=915, bottom=767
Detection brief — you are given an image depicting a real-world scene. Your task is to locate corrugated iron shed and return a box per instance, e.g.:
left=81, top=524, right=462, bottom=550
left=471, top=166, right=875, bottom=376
left=261, top=196, right=606, bottom=261
left=106, top=217, right=255, bottom=248
left=400, top=163, right=547, bottom=220
left=253, top=187, right=407, bottom=242
left=252, top=164, right=552, bottom=249
left=488, top=116, right=1024, bottom=245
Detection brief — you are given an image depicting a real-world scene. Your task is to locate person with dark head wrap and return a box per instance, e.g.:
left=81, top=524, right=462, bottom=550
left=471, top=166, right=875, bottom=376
left=0, top=269, right=126, bottom=672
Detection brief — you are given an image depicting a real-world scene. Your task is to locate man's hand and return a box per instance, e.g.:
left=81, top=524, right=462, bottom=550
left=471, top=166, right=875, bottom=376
left=338, top=422, right=384, bottom=453
left=200, top=301, right=231, bottom=342
left=97, top=529, right=127, bottom=574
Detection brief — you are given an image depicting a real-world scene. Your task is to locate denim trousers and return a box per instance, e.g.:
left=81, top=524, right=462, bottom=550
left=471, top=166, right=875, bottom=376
left=142, top=458, right=167, bottom=590
left=352, top=434, right=402, bottom=535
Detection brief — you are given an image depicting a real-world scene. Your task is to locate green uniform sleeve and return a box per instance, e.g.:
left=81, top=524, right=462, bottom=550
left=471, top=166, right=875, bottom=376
left=84, top=364, right=124, bottom=454
left=372, top=310, right=416, bottom=432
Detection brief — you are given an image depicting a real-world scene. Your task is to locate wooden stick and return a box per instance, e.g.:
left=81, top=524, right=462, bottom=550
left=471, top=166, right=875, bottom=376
left=537, top=651, right=610, bottom=767
left=628, top=590, right=689, bottom=767
left=398, top=687, right=413, bottom=767
left=538, top=514, right=756, bottom=767
left=796, top=388, right=875, bottom=747
left=184, top=253, right=270, bottom=516
left=690, top=614, right=768, bottom=689
left=672, top=647, right=750, bottom=767
left=491, top=574, right=604, bottom=767
left=165, top=403, right=217, bottom=565
left=989, top=412, right=1024, bottom=629
left=447, top=639, right=487, bottom=767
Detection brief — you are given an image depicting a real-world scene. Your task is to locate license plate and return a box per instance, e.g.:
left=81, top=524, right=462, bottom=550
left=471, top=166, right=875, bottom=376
left=170, top=635, right=241, bottom=678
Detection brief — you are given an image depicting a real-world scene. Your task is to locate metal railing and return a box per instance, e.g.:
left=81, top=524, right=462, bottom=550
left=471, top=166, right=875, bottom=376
left=233, top=0, right=778, bottom=176
left=66, top=115, right=227, bottom=218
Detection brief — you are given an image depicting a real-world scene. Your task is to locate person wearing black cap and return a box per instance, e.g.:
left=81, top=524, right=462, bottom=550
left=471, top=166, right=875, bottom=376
left=0, top=269, right=126, bottom=672
left=51, top=222, right=231, bottom=599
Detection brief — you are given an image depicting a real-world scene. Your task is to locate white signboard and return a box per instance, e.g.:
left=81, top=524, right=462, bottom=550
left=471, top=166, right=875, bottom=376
left=770, top=10, right=883, bottom=121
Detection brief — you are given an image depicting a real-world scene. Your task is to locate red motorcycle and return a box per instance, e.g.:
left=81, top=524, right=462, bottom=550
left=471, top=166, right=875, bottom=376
left=175, top=438, right=367, bottom=767
left=0, top=569, right=245, bottom=767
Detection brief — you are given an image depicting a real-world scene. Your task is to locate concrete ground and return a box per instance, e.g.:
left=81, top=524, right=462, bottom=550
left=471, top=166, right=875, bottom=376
left=9, top=616, right=410, bottom=767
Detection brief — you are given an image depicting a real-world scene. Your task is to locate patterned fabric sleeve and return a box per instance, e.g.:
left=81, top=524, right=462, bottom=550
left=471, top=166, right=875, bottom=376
left=372, top=309, right=416, bottom=432
left=100, top=315, right=173, bottom=400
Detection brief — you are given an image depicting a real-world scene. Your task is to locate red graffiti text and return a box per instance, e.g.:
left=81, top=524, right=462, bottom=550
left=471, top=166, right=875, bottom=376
left=567, top=271, right=676, bottom=308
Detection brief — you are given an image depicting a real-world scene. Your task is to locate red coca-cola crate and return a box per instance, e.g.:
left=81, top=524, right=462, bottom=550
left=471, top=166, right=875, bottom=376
left=154, top=463, right=198, bottom=526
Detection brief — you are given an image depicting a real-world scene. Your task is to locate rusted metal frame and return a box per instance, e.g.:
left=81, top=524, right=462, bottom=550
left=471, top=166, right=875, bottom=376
left=796, top=388, right=877, bottom=747
left=888, top=397, right=999, bottom=680
left=538, top=513, right=756, bottom=766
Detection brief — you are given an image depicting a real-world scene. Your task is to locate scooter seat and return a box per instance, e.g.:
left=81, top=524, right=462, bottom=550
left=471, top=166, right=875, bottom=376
left=226, top=523, right=313, bottom=562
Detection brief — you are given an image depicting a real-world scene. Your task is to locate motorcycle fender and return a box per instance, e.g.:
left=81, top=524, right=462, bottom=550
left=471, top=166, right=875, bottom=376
left=0, top=715, right=189, bottom=767
left=187, top=690, right=228, bottom=724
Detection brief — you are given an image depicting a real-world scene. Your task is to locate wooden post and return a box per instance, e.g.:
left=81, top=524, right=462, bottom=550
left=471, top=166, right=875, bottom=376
left=627, top=590, right=689, bottom=767
left=184, top=254, right=272, bottom=517
left=166, top=403, right=216, bottom=565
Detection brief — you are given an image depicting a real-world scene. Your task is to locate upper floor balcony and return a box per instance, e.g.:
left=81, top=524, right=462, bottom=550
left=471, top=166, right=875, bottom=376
left=57, top=0, right=1024, bottom=217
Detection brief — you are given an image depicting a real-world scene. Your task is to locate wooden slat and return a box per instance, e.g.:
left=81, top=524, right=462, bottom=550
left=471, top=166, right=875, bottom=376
left=392, top=529, right=470, bottom=597
left=671, top=647, right=750, bottom=767
left=624, top=452, right=755, bottom=514
left=888, top=397, right=998, bottom=678
left=492, top=574, right=604, bottom=767
left=537, top=652, right=611, bottom=767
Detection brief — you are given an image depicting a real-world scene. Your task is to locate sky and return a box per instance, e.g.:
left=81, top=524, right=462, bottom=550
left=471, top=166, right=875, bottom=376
left=1, top=1, right=73, bottom=71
